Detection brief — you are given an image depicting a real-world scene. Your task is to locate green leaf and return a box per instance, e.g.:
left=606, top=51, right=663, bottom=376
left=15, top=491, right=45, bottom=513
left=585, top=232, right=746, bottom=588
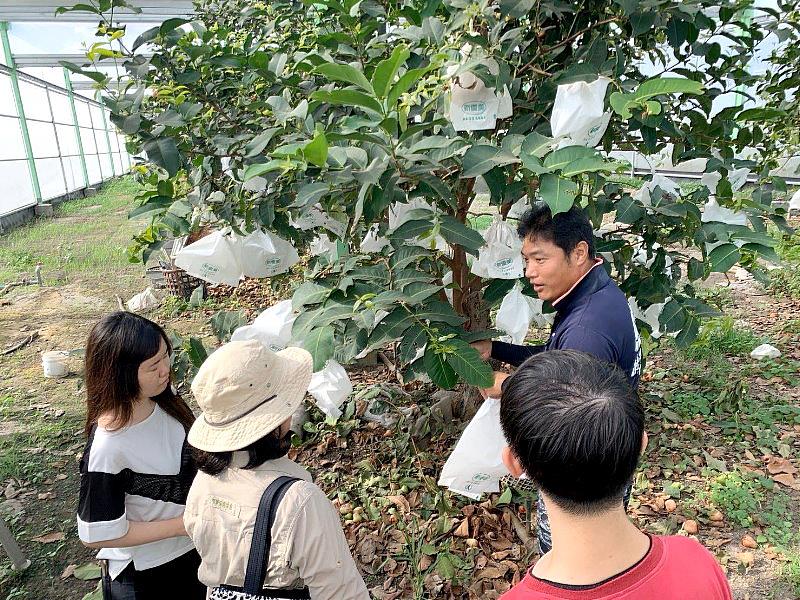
left=461, top=145, right=519, bottom=178
left=439, top=215, right=486, bottom=254
left=128, top=195, right=173, bottom=219
left=311, top=89, right=383, bottom=115
left=315, top=62, right=374, bottom=93
left=245, top=128, right=280, bottom=158
left=387, top=67, right=431, bottom=107
left=741, top=243, right=781, bottom=264
left=539, top=174, right=578, bottom=215
left=543, top=146, right=596, bottom=170
left=497, top=486, right=513, bottom=505
left=561, top=156, right=619, bottom=177
left=371, top=45, right=410, bottom=98
left=687, top=257, right=705, bottom=281
left=446, top=339, right=494, bottom=387
left=674, top=314, right=700, bottom=349
left=424, top=346, right=458, bottom=389
left=292, top=182, right=329, bottom=209
left=303, top=326, right=335, bottom=371
left=73, top=562, right=102, bottom=581
left=615, top=196, right=644, bottom=224
left=416, top=301, right=466, bottom=326
left=209, top=310, right=247, bottom=343
left=159, top=17, right=189, bottom=35
left=303, top=132, right=328, bottom=167
left=499, top=0, right=535, bottom=19
left=658, top=299, right=686, bottom=332
left=390, top=218, right=433, bottom=240
left=368, top=309, right=413, bottom=349
left=242, top=160, right=286, bottom=181
left=187, top=337, right=208, bottom=368
left=708, top=243, right=740, bottom=273
left=143, top=138, right=180, bottom=177
left=736, top=108, right=787, bottom=122
left=398, top=326, right=428, bottom=364
left=292, top=282, right=332, bottom=309
left=633, top=77, right=704, bottom=100
left=402, top=282, right=443, bottom=305
left=521, top=131, right=554, bottom=159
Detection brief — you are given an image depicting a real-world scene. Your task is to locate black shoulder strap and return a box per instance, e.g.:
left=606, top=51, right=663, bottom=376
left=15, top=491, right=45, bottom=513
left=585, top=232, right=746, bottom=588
left=243, top=475, right=301, bottom=595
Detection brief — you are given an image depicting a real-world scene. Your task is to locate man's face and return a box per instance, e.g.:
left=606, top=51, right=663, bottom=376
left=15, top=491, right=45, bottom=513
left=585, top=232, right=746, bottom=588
left=521, top=235, right=588, bottom=303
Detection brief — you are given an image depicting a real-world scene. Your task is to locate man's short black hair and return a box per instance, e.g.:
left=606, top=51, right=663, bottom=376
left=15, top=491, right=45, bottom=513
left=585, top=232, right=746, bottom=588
left=500, top=350, right=644, bottom=514
left=517, top=203, right=595, bottom=259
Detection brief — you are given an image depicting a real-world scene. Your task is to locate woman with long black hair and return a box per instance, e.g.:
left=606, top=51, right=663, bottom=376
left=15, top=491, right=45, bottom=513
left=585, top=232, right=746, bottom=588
left=77, top=311, right=205, bottom=599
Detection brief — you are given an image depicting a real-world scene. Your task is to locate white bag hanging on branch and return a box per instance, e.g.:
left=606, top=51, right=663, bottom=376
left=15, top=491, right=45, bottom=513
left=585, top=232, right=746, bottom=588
left=231, top=300, right=296, bottom=352
left=496, top=283, right=545, bottom=344
left=290, top=204, right=346, bottom=239
left=442, top=271, right=454, bottom=305
left=635, top=173, right=682, bottom=207
left=175, top=229, right=243, bottom=287
left=308, top=360, right=353, bottom=420
left=700, top=171, right=722, bottom=195
left=728, top=167, right=750, bottom=192
left=701, top=198, right=748, bottom=226
left=550, top=76, right=611, bottom=149
left=507, top=195, right=530, bottom=220
left=471, top=216, right=523, bottom=279
left=790, top=188, right=800, bottom=214
left=628, top=297, right=665, bottom=339
left=360, top=224, right=390, bottom=253
left=448, top=54, right=512, bottom=132
left=309, top=234, right=337, bottom=258
left=438, top=397, right=509, bottom=500
left=239, top=229, right=300, bottom=278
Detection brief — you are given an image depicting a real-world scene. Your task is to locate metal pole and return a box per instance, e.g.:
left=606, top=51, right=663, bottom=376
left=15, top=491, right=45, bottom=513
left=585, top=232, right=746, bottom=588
left=96, top=91, right=117, bottom=178
left=0, top=518, right=30, bottom=571
left=63, top=67, right=90, bottom=188
left=0, top=21, right=42, bottom=202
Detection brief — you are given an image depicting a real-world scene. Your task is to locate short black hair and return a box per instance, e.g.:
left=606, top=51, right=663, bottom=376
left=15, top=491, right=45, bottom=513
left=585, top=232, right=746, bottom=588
left=517, top=203, right=595, bottom=259
left=500, top=350, right=643, bottom=514
left=192, top=428, right=291, bottom=476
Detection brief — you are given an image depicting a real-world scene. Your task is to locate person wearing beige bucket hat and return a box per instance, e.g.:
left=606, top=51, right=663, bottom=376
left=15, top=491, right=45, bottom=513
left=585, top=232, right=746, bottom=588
left=183, top=340, right=369, bottom=600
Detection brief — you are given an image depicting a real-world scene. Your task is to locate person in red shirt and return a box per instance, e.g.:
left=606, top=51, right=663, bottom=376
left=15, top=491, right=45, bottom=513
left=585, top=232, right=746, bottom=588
left=498, top=350, right=732, bottom=599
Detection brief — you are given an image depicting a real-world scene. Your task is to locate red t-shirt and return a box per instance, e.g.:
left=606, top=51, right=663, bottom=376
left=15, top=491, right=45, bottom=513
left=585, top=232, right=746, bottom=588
left=500, top=535, right=732, bottom=600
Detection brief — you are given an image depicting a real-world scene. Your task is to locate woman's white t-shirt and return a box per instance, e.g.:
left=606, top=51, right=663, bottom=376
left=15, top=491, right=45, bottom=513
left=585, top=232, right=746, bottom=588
left=77, top=403, right=196, bottom=579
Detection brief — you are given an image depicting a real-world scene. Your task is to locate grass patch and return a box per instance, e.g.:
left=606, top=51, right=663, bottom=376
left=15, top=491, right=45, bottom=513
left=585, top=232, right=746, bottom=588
left=0, top=177, right=142, bottom=286
left=684, top=316, right=762, bottom=359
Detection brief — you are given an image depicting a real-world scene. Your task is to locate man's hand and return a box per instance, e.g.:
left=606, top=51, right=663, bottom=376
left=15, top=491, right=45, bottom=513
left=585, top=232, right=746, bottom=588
left=480, top=371, right=509, bottom=399
left=471, top=339, right=492, bottom=361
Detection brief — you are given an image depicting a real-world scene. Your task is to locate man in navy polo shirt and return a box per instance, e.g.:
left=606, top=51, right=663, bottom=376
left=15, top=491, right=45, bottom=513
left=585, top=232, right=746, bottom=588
left=472, top=202, right=642, bottom=553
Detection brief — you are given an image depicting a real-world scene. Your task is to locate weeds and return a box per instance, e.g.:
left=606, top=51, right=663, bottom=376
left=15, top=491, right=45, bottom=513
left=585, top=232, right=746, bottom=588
left=685, top=316, right=762, bottom=359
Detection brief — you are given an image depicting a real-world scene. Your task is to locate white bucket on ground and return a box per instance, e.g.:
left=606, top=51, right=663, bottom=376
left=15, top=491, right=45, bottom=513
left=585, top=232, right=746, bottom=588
left=42, top=351, right=70, bottom=378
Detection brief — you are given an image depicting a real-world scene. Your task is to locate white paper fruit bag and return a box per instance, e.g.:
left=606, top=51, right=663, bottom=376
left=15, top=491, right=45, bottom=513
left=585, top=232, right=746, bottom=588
left=438, top=397, right=510, bottom=500
left=308, top=360, right=353, bottom=420
left=239, top=229, right=300, bottom=278
left=550, top=76, right=611, bottom=148
left=471, top=216, right=523, bottom=279
left=175, top=229, right=243, bottom=287
left=230, top=300, right=296, bottom=352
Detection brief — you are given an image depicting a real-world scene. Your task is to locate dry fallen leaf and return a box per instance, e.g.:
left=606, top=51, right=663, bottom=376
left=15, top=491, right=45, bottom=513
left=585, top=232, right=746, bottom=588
left=38, top=492, right=56, bottom=501
left=741, top=535, right=758, bottom=549
left=709, top=510, right=724, bottom=522
left=766, top=457, right=798, bottom=475
left=772, top=473, right=798, bottom=489
left=454, top=518, right=470, bottom=538
left=32, top=531, right=65, bottom=543
left=61, top=564, right=77, bottom=579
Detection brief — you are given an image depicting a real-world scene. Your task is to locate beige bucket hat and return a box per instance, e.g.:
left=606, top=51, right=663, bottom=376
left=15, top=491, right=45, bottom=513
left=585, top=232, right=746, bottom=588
left=188, top=340, right=313, bottom=453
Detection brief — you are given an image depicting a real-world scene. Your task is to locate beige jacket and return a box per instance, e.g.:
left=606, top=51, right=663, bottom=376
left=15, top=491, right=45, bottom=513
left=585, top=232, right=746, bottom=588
left=184, top=455, right=369, bottom=600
